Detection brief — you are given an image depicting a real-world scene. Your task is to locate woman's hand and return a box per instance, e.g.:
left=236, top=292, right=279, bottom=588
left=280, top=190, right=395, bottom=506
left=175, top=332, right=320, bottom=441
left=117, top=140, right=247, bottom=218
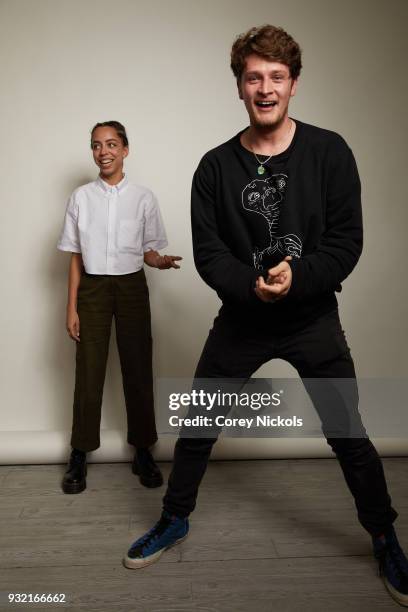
left=66, top=307, right=80, bottom=342
left=144, top=250, right=182, bottom=269
left=156, top=254, right=182, bottom=269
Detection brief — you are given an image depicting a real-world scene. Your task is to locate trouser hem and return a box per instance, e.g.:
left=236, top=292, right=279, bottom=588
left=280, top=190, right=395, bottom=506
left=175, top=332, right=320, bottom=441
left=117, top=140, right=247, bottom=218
left=127, top=433, right=158, bottom=448
left=70, top=435, right=100, bottom=453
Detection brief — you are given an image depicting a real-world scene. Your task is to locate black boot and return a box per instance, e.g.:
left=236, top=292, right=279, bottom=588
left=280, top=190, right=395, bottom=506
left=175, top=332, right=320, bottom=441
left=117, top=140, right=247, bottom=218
left=132, top=447, right=163, bottom=488
left=62, top=449, right=87, bottom=494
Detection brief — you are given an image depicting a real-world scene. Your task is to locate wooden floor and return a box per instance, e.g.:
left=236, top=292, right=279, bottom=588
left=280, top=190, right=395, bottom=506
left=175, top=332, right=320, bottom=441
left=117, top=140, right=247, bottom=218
left=0, top=458, right=407, bottom=612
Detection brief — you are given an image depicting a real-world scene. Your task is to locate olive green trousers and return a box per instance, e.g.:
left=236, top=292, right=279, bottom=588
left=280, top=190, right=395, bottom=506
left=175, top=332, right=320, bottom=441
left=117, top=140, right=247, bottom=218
left=71, top=270, right=158, bottom=452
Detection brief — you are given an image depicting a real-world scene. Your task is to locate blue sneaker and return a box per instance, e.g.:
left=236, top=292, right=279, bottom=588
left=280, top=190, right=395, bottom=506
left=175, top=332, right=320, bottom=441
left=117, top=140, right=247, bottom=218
left=373, top=527, right=408, bottom=607
left=124, top=511, right=189, bottom=569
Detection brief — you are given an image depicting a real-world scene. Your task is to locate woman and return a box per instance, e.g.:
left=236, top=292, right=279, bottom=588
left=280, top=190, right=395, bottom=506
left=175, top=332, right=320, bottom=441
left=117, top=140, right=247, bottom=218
left=57, top=120, right=181, bottom=493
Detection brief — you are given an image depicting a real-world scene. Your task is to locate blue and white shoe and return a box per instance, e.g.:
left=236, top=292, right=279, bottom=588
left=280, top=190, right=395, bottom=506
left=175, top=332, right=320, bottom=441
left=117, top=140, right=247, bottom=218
left=373, top=527, right=408, bottom=607
left=124, top=511, right=189, bottom=569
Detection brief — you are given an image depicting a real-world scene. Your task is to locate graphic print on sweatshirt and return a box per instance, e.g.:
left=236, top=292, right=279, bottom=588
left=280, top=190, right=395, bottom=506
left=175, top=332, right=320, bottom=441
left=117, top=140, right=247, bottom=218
left=242, top=174, right=303, bottom=270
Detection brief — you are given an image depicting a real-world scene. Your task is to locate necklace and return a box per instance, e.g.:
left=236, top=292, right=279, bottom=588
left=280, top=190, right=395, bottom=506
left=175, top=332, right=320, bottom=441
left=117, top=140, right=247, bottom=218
left=251, top=120, right=293, bottom=175
left=254, top=151, right=273, bottom=175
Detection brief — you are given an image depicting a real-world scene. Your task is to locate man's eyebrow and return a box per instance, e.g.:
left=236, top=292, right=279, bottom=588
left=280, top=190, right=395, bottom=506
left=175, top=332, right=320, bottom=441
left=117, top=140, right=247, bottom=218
left=245, top=70, right=286, bottom=76
left=245, top=70, right=287, bottom=76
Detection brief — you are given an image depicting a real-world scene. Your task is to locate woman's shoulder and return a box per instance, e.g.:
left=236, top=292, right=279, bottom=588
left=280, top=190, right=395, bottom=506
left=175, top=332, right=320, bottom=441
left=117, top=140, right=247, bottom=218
left=68, top=179, right=99, bottom=202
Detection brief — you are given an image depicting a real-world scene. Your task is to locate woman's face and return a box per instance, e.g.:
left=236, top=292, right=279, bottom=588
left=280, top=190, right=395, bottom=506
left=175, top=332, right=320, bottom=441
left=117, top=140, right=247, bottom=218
left=91, top=126, right=128, bottom=183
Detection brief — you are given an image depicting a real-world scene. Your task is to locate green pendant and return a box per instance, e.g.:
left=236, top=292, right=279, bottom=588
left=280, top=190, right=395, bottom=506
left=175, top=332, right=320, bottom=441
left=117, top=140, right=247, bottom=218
left=257, top=165, right=265, bottom=175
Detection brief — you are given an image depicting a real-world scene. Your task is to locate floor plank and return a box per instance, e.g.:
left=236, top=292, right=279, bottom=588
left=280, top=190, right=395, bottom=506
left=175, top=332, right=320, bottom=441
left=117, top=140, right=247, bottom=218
left=0, top=458, right=406, bottom=611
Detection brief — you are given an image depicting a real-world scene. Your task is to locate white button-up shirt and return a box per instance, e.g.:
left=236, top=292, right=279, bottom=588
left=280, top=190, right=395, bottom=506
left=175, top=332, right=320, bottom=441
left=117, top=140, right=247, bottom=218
left=57, top=175, right=168, bottom=274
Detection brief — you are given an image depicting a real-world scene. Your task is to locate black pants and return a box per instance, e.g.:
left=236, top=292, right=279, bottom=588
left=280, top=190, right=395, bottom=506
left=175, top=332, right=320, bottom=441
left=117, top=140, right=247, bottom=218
left=71, top=270, right=158, bottom=452
left=163, top=308, right=397, bottom=536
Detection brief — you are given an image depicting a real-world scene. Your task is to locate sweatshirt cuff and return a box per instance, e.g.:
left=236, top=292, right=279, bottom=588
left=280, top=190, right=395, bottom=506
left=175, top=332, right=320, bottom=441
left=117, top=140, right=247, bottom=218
left=288, top=259, right=304, bottom=299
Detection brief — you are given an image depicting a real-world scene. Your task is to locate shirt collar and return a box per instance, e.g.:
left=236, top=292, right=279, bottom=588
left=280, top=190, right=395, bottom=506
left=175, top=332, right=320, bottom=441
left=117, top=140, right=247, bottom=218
left=97, top=174, right=128, bottom=194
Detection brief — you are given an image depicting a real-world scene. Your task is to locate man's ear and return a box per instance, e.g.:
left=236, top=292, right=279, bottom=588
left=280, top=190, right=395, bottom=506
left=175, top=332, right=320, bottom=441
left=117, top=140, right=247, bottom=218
left=290, top=77, right=298, bottom=97
left=237, top=80, right=243, bottom=100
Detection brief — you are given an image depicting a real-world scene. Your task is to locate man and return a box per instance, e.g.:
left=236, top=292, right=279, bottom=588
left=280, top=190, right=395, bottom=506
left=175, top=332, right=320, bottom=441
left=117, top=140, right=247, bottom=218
left=124, top=25, right=408, bottom=605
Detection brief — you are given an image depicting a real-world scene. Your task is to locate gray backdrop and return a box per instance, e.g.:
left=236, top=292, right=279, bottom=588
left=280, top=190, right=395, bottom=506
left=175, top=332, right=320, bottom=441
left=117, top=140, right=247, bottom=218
left=0, top=0, right=406, bottom=462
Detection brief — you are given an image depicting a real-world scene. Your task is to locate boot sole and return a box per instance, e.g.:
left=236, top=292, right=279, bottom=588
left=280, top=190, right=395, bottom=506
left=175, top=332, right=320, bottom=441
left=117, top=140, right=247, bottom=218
left=123, top=533, right=189, bottom=569
left=62, top=480, right=86, bottom=494
left=139, top=475, right=164, bottom=488
left=132, top=464, right=163, bottom=488
left=62, top=466, right=87, bottom=494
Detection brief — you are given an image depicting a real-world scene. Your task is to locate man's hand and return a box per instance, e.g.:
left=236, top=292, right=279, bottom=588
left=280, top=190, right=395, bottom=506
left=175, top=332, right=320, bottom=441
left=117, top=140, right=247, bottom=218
left=255, top=256, right=293, bottom=303
left=66, top=307, right=80, bottom=342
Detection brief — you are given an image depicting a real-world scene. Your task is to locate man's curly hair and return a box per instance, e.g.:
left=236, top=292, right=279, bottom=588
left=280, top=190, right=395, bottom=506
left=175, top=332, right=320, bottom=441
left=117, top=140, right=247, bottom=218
left=231, top=25, right=302, bottom=81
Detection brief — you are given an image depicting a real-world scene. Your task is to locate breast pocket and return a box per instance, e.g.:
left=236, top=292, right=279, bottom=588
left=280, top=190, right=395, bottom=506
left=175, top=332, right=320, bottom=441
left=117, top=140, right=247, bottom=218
left=119, top=219, right=143, bottom=253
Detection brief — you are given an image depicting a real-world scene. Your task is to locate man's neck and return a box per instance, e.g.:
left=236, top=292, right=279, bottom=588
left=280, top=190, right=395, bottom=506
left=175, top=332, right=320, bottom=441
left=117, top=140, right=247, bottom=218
left=241, top=117, right=295, bottom=156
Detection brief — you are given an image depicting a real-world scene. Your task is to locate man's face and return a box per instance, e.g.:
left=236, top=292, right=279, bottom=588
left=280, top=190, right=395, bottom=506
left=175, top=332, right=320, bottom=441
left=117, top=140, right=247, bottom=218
left=91, top=126, right=128, bottom=181
left=238, top=54, right=297, bottom=129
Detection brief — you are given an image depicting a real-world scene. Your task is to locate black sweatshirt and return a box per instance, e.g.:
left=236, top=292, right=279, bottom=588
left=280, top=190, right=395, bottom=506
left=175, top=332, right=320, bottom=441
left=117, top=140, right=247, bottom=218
left=191, top=120, right=363, bottom=331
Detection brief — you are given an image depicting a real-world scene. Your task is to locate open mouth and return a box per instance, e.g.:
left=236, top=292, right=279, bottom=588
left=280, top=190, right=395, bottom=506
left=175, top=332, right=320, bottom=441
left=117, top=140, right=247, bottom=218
left=255, top=101, right=278, bottom=108
left=100, top=159, right=114, bottom=166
